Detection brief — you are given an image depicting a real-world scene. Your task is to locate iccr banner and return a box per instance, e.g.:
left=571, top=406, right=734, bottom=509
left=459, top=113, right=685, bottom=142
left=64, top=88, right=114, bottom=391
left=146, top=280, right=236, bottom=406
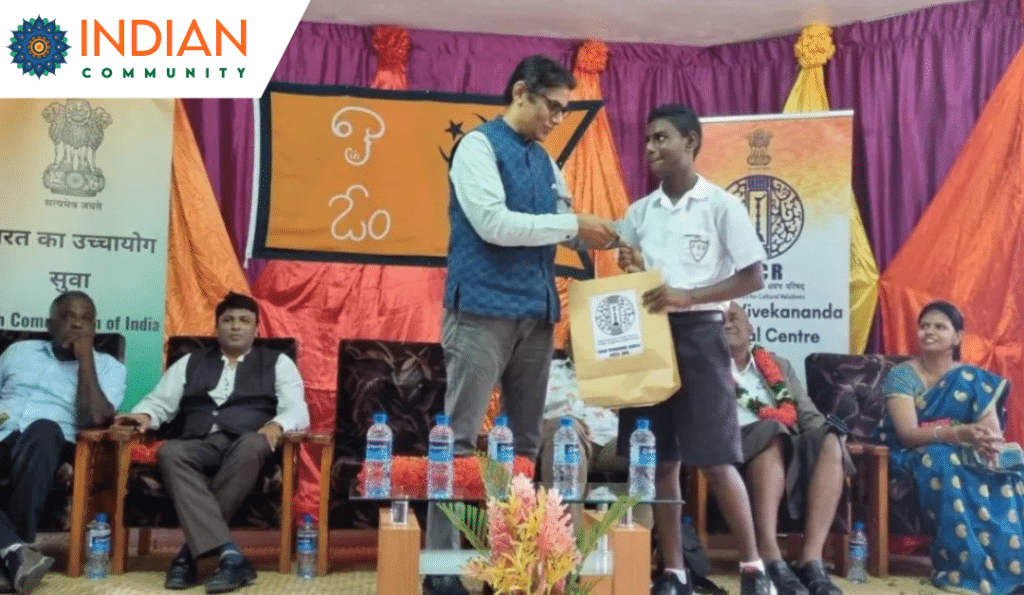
left=249, top=83, right=602, bottom=278
left=0, top=98, right=173, bottom=409
left=698, top=112, right=853, bottom=377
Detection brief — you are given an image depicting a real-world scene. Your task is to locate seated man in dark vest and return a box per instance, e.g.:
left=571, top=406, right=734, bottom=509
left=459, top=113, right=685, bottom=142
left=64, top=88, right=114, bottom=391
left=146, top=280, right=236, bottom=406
left=114, top=292, right=308, bottom=593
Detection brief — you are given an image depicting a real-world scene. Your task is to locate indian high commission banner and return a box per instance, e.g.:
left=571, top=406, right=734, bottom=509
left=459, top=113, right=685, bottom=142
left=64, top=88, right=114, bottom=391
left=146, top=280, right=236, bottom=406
left=699, top=112, right=853, bottom=375
left=248, top=83, right=602, bottom=278
left=0, top=98, right=174, bottom=409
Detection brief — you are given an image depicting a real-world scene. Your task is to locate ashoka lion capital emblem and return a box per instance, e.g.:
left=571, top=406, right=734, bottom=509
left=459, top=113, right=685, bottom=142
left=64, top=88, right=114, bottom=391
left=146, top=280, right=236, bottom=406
left=42, top=99, right=112, bottom=197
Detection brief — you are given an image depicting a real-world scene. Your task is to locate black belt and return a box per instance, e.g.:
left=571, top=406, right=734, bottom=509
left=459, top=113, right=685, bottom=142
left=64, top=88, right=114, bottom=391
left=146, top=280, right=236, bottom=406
left=668, top=310, right=725, bottom=324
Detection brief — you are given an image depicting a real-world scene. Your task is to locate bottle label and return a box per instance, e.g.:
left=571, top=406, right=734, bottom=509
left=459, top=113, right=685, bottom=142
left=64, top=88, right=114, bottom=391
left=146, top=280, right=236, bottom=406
left=495, top=443, right=514, bottom=464
left=90, top=533, right=111, bottom=554
left=428, top=440, right=453, bottom=462
left=297, top=535, right=316, bottom=554
left=631, top=445, right=656, bottom=467
left=366, top=443, right=389, bottom=462
left=561, top=443, right=580, bottom=466
left=850, top=543, right=867, bottom=559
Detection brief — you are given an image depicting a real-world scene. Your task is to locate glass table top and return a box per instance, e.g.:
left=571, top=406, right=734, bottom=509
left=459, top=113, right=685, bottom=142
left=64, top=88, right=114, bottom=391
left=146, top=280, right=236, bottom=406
left=349, top=481, right=685, bottom=505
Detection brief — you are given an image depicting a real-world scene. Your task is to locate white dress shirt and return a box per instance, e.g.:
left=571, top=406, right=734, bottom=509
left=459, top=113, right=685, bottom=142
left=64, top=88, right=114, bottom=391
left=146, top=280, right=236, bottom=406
left=449, top=130, right=581, bottom=247
left=132, top=351, right=308, bottom=433
left=617, top=176, right=767, bottom=312
left=732, top=355, right=775, bottom=427
left=544, top=358, right=619, bottom=447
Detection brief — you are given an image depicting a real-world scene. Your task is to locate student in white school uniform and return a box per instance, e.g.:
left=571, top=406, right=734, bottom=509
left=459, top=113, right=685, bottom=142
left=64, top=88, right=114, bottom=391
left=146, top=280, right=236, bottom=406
left=616, top=104, right=771, bottom=595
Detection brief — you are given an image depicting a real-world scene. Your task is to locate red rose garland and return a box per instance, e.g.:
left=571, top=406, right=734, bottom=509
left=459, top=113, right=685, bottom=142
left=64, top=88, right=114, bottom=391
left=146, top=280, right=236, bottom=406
left=737, top=345, right=798, bottom=427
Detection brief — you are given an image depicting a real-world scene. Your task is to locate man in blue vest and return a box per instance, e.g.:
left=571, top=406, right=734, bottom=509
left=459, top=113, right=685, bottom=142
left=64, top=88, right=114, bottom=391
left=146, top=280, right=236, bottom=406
left=424, top=54, right=620, bottom=595
left=115, top=292, right=308, bottom=594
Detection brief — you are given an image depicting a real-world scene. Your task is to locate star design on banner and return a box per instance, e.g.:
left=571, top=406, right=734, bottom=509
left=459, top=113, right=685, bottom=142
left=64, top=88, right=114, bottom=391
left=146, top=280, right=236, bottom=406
left=444, top=120, right=464, bottom=140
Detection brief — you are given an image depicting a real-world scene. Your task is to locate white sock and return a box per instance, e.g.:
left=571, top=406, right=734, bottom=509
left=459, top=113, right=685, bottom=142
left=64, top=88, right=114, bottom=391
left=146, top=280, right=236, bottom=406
left=665, top=568, right=688, bottom=584
left=740, top=559, right=765, bottom=573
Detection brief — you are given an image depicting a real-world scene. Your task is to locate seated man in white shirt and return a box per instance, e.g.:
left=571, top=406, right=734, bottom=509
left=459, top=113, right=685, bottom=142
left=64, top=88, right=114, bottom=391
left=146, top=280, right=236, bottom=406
left=724, top=302, right=851, bottom=595
left=113, top=292, right=308, bottom=594
left=538, top=349, right=625, bottom=497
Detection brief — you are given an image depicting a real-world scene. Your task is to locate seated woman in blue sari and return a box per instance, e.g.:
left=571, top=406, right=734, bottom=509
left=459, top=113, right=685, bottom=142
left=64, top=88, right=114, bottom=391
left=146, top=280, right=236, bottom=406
left=875, top=300, right=1024, bottom=595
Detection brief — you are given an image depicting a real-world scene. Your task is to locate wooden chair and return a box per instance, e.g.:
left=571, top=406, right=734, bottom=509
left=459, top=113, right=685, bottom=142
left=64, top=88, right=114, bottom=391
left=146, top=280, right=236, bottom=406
left=322, top=340, right=447, bottom=574
left=109, top=336, right=314, bottom=574
left=688, top=352, right=902, bottom=578
left=0, top=329, right=126, bottom=577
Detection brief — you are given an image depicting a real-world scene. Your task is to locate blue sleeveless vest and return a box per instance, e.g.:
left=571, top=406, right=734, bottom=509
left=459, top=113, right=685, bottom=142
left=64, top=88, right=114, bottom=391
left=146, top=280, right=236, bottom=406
left=444, top=118, right=561, bottom=322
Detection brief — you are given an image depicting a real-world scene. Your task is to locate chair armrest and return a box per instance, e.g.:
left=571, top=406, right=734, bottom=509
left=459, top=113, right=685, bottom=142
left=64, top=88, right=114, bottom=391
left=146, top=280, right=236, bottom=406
left=76, top=429, right=112, bottom=442
left=106, top=425, right=148, bottom=443
left=846, top=442, right=889, bottom=457
left=285, top=431, right=332, bottom=446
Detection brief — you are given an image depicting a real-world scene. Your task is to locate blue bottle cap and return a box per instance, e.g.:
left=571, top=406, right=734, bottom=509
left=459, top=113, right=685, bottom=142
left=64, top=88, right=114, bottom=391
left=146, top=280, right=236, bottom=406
left=637, top=418, right=650, bottom=430
left=96, top=513, right=108, bottom=522
left=304, top=513, right=313, bottom=523
left=853, top=521, right=865, bottom=531
left=683, top=516, right=693, bottom=526
left=560, top=416, right=573, bottom=427
left=495, top=415, right=509, bottom=427
left=436, top=414, right=450, bottom=426
left=373, top=412, right=387, bottom=424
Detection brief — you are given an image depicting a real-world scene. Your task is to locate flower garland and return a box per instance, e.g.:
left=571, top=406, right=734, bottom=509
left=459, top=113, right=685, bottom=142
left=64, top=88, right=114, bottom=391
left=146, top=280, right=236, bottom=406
left=736, top=345, right=798, bottom=427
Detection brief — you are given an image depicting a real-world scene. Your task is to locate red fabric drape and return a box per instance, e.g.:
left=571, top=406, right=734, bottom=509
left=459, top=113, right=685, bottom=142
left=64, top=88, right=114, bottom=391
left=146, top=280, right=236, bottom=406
left=252, top=26, right=449, bottom=521
left=879, top=42, right=1024, bottom=443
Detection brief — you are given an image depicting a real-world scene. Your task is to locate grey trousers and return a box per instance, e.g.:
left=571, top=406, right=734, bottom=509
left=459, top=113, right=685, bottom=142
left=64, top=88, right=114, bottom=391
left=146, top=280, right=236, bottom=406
left=157, top=432, right=272, bottom=557
left=426, top=309, right=554, bottom=550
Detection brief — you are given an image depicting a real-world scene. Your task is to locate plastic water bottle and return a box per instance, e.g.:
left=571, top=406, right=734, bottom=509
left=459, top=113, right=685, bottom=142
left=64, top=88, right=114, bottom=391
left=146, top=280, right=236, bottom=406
left=427, top=414, right=454, bottom=499
left=628, top=418, right=656, bottom=501
left=488, top=414, right=515, bottom=487
left=85, top=513, right=111, bottom=579
left=296, top=514, right=317, bottom=579
left=552, top=416, right=581, bottom=499
left=847, top=520, right=868, bottom=583
left=365, top=412, right=393, bottom=498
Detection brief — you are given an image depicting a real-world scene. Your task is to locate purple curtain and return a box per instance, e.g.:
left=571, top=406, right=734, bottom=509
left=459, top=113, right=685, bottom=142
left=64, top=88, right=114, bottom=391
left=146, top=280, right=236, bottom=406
left=826, top=0, right=1024, bottom=269
left=183, top=0, right=1024, bottom=284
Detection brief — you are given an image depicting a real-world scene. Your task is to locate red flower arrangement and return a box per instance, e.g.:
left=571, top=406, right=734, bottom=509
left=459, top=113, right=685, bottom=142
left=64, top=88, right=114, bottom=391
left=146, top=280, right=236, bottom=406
left=358, top=455, right=536, bottom=499
left=737, top=345, right=798, bottom=427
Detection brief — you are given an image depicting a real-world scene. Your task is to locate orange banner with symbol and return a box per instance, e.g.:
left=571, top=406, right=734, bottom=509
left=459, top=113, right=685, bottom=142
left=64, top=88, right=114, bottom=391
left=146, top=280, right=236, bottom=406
left=253, top=84, right=601, bottom=277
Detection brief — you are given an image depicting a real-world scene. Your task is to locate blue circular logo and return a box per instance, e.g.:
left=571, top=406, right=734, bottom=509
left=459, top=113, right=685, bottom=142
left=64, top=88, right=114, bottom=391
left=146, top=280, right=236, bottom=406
left=8, top=16, right=71, bottom=78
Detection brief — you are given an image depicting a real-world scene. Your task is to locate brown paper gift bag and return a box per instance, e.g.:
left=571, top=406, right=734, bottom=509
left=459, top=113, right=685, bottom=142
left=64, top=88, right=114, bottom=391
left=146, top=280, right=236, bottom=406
left=567, top=270, right=681, bottom=408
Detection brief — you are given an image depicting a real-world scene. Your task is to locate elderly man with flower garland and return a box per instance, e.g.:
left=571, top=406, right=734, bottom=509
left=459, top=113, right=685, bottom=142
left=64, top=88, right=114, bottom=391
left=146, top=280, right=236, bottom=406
left=723, top=302, right=853, bottom=595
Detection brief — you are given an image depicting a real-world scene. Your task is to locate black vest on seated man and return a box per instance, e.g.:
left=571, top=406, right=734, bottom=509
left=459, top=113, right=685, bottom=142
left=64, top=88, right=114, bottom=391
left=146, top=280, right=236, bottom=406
left=175, top=346, right=279, bottom=439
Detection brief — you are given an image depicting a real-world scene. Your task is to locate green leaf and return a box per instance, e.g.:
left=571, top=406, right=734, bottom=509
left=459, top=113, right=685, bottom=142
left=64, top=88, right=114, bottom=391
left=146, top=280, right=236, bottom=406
left=437, top=502, right=490, bottom=554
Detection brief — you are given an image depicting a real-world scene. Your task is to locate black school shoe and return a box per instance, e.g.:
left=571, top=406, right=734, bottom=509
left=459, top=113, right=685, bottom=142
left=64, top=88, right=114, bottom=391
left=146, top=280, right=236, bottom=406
left=793, top=560, right=843, bottom=595
left=205, top=555, right=257, bottom=594
left=422, top=575, right=471, bottom=595
left=164, top=547, right=198, bottom=590
left=2, top=545, right=53, bottom=595
left=652, top=571, right=695, bottom=595
left=765, top=561, right=809, bottom=595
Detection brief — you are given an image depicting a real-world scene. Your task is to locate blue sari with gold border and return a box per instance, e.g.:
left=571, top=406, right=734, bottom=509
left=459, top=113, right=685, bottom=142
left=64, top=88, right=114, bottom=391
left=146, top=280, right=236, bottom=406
left=875, top=363, right=1024, bottom=595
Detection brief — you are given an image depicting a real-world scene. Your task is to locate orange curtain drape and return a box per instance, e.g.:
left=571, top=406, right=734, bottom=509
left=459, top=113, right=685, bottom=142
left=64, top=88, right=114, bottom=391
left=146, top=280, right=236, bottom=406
left=166, top=99, right=251, bottom=337
left=553, top=40, right=631, bottom=348
left=879, top=43, right=1024, bottom=443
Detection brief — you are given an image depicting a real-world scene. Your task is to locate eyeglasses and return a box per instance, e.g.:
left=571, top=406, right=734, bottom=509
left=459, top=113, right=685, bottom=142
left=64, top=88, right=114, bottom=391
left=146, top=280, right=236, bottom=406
left=532, top=94, right=570, bottom=119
